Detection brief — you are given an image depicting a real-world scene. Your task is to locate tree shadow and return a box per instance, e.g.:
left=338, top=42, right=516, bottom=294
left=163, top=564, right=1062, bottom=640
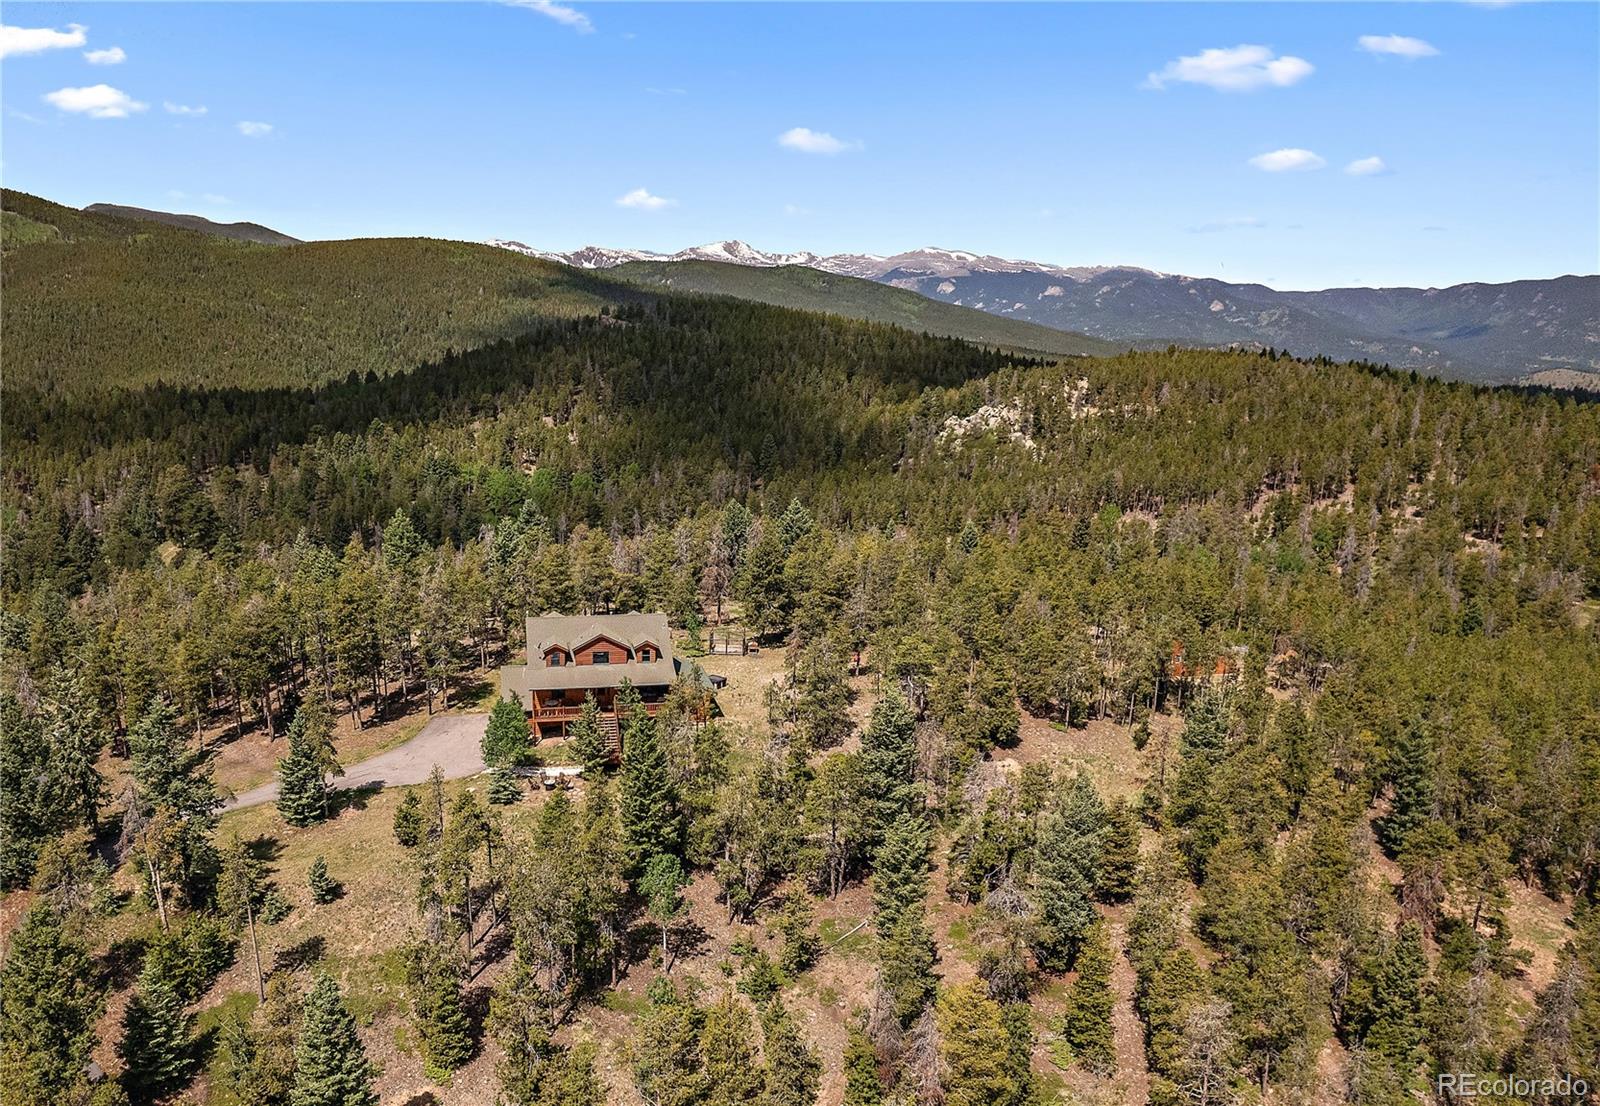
left=668, top=918, right=712, bottom=965
left=334, top=781, right=383, bottom=815
left=246, top=834, right=283, bottom=864
left=401, top=1095, right=439, bottom=1106
left=452, top=674, right=494, bottom=707
left=99, top=936, right=147, bottom=990
left=271, top=935, right=326, bottom=974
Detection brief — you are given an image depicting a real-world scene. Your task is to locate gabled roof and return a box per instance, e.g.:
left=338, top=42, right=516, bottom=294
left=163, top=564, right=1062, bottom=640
left=525, top=612, right=673, bottom=659
left=502, top=613, right=681, bottom=702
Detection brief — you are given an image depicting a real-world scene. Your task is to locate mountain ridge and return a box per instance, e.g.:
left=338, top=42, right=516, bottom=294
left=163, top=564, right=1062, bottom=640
left=495, top=238, right=1598, bottom=384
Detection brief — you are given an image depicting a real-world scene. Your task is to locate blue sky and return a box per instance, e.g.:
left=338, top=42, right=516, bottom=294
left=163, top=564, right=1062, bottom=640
left=3, top=2, right=1595, bottom=289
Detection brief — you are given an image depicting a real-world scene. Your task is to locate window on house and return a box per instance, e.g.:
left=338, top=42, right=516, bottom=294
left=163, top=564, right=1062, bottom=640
left=592, top=651, right=610, bottom=665
left=546, top=652, right=564, bottom=667
left=639, top=647, right=653, bottom=662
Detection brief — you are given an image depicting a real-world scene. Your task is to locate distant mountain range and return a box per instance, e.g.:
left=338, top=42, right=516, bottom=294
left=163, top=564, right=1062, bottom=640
left=493, top=239, right=1599, bottom=386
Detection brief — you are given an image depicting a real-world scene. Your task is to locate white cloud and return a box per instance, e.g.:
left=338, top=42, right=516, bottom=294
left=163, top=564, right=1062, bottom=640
left=616, top=187, right=674, bottom=210
left=1248, top=148, right=1327, bottom=172
left=783, top=203, right=811, bottom=217
left=1145, top=45, right=1314, bottom=92
left=164, top=101, right=208, bottom=116
left=236, top=120, right=273, bottom=137
left=84, top=46, right=125, bottom=65
left=777, top=126, right=863, bottom=155
left=1345, top=156, right=1389, bottom=176
left=505, top=0, right=593, bottom=33
left=1, top=22, right=87, bottom=58
left=44, top=84, right=148, bottom=119
left=1358, top=34, right=1440, bottom=59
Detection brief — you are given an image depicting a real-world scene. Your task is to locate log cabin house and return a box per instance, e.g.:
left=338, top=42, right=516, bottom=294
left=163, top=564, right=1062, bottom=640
left=499, top=613, right=723, bottom=755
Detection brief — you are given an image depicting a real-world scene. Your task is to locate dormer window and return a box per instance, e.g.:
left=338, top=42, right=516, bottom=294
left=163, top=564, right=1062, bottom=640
left=545, top=650, right=566, bottom=667
left=592, top=651, right=611, bottom=665
left=639, top=646, right=653, bottom=662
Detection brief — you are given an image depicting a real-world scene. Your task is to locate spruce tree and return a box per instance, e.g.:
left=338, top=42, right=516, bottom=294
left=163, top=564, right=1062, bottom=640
left=277, top=707, right=330, bottom=828
left=118, top=965, right=192, bottom=1104
left=699, top=993, right=763, bottom=1106
left=1057, top=921, right=1116, bottom=1073
left=1361, top=923, right=1428, bottom=1069
left=308, top=857, right=339, bottom=904
left=760, top=1002, right=821, bottom=1106
left=1032, top=774, right=1105, bottom=971
left=878, top=908, right=937, bottom=1025
left=842, top=1025, right=884, bottom=1106
left=0, top=904, right=100, bottom=1104
left=405, top=941, right=474, bottom=1078
left=1376, top=724, right=1435, bottom=858
left=619, top=705, right=679, bottom=873
left=568, top=693, right=609, bottom=776
left=872, top=812, right=930, bottom=931
left=1097, top=798, right=1141, bottom=903
left=481, top=697, right=530, bottom=769
left=860, top=691, right=919, bottom=841
left=393, top=788, right=425, bottom=847
left=488, top=766, right=522, bottom=805
left=290, top=975, right=376, bottom=1106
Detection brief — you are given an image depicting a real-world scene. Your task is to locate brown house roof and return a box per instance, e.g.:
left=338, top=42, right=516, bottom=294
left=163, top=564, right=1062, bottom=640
left=501, top=612, right=678, bottom=706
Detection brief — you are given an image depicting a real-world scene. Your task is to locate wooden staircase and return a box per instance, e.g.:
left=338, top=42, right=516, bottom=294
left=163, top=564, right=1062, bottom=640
left=600, top=715, right=622, bottom=760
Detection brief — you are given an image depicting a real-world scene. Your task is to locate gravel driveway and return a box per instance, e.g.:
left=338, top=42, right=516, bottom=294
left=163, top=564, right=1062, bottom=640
left=225, top=712, right=489, bottom=811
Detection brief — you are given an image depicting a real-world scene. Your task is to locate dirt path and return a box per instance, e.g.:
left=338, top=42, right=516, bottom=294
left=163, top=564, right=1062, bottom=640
left=223, top=711, right=489, bottom=810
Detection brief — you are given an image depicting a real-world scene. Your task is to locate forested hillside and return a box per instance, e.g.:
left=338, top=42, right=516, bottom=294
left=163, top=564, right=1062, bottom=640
left=3, top=221, right=1600, bottom=1106
left=610, top=259, right=1118, bottom=358
left=0, top=191, right=632, bottom=394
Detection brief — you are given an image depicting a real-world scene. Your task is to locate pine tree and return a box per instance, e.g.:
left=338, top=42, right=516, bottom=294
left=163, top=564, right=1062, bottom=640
left=219, top=975, right=300, bottom=1106
left=1033, top=773, right=1105, bottom=971
left=290, top=975, right=376, bottom=1106
left=872, top=813, right=930, bottom=932
left=482, top=697, right=530, bottom=769
left=535, top=1042, right=604, bottom=1106
left=1097, top=798, right=1141, bottom=903
left=1376, top=724, right=1435, bottom=858
left=118, top=965, right=192, bottom=1104
left=776, top=498, right=815, bottom=550
left=700, top=993, right=764, bottom=1106
left=860, top=691, right=919, bottom=840
left=619, top=705, right=679, bottom=874
left=631, top=983, right=707, bottom=1106
left=308, top=857, right=339, bottom=904
left=405, top=941, right=474, bottom=1078
left=1058, top=921, right=1116, bottom=1073
left=1360, top=923, right=1428, bottom=1069
left=841, top=1025, right=883, bottom=1106
left=0, top=904, right=100, bottom=1105
left=0, top=695, right=52, bottom=891
left=218, top=832, right=267, bottom=1000
left=393, top=788, right=425, bottom=847
left=774, top=893, right=820, bottom=976
left=568, top=693, right=609, bottom=776
left=878, top=909, right=937, bottom=1025
left=936, top=982, right=1019, bottom=1106
left=277, top=706, right=331, bottom=828
left=488, top=959, right=554, bottom=1106
left=760, top=1002, right=821, bottom=1106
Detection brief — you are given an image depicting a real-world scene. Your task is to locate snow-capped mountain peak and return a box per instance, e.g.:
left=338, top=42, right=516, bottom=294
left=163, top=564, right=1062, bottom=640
left=487, top=237, right=1134, bottom=281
